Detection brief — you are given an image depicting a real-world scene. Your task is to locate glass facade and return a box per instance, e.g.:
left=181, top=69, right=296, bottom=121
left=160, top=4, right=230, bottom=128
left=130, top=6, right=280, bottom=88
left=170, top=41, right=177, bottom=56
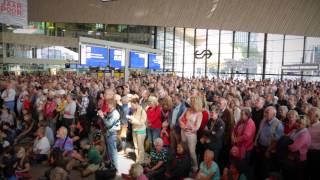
left=2, top=21, right=320, bottom=80
left=157, top=27, right=320, bottom=80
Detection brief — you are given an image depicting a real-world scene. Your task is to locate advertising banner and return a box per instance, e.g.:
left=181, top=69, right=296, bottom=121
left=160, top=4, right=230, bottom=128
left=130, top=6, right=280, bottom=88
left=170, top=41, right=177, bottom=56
left=0, top=0, right=27, bottom=27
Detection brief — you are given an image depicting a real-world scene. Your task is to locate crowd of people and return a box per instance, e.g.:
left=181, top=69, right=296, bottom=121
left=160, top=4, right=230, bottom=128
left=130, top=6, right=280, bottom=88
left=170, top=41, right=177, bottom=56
left=0, top=73, right=319, bottom=180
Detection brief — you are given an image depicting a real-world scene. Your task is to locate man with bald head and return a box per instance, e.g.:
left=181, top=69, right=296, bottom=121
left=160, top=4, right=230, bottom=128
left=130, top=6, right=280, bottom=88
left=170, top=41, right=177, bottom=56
left=53, top=126, right=74, bottom=158
left=255, top=106, right=284, bottom=179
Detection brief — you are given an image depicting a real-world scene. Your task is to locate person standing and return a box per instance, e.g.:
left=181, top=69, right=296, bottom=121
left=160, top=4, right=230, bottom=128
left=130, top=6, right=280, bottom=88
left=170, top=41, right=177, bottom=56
left=307, top=107, right=320, bottom=180
left=146, top=96, right=162, bottom=148
left=1, top=82, right=16, bottom=112
left=218, top=98, right=234, bottom=170
left=77, top=88, right=89, bottom=134
left=98, top=99, right=120, bottom=170
left=127, top=97, right=147, bottom=163
left=62, top=94, right=76, bottom=132
left=255, top=106, right=284, bottom=180
left=168, top=93, right=186, bottom=154
left=179, top=96, right=203, bottom=172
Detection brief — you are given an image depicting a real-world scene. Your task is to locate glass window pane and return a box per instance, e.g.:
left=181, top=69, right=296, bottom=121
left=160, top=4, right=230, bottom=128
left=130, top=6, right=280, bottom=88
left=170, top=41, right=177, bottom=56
left=284, top=35, right=304, bottom=65
left=207, top=30, right=219, bottom=78
left=174, top=28, right=184, bottom=76
left=266, top=34, right=283, bottom=75
left=249, top=33, right=264, bottom=74
left=164, top=27, right=174, bottom=71
left=220, top=30, right=233, bottom=77
left=195, top=29, right=207, bottom=77
left=304, top=37, right=320, bottom=64
left=184, top=28, right=195, bottom=77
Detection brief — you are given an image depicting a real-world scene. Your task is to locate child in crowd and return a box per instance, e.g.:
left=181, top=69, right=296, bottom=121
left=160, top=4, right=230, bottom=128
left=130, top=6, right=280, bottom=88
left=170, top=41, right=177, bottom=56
left=160, top=121, right=170, bottom=149
left=15, top=146, right=31, bottom=180
left=67, top=138, right=102, bottom=177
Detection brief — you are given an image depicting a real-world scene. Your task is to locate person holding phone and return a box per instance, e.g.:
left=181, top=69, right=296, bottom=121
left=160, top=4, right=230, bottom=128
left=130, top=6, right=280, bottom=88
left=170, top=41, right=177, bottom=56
left=127, top=97, right=147, bottom=163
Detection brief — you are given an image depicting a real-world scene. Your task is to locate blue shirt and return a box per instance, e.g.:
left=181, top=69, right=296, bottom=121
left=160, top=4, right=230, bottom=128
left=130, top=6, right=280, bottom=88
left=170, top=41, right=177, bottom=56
left=258, top=118, right=284, bottom=147
left=199, top=161, right=220, bottom=180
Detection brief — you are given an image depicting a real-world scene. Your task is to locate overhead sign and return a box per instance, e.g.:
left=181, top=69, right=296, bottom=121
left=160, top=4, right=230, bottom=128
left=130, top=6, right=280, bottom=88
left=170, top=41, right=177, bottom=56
left=148, top=53, right=162, bottom=70
left=0, top=0, right=27, bottom=27
left=80, top=44, right=108, bottom=67
left=130, top=51, right=147, bottom=69
left=109, top=48, right=125, bottom=69
left=195, top=50, right=213, bottom=59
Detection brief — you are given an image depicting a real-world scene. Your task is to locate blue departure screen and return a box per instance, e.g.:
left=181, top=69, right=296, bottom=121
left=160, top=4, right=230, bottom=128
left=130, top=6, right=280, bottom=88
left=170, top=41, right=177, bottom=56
left=109, top=48, right=125, bottom=69
left=81, top=45, right=108, bottom=67
left=148, top=54, right=162, bottom=70
left=130, top=51, right=147, bottom=68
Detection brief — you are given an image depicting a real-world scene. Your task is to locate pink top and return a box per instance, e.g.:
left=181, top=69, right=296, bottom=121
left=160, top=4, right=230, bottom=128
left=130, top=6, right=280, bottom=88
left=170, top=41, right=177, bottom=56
left=233, top=118, right=256, bottom=151
left=288, top=129, right=311, bottom=161
left=179, top=110, right=202, bottom=135
left=308, top=121, right=320, bottom=150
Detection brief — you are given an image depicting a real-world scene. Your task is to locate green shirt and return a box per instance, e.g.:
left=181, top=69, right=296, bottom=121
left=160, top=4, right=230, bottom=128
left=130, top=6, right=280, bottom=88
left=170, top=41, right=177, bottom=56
left=87, top=146, right=102, bottom=165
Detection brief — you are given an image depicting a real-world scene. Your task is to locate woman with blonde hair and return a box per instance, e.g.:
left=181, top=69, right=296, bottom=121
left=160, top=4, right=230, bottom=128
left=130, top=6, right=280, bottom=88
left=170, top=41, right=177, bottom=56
left=179, top=96, right=203, bottom=172
left=127, top=98, right=147, bottom=163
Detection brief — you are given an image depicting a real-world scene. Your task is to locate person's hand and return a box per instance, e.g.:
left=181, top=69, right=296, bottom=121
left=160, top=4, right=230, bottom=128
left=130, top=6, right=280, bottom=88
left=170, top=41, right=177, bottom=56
left=144, top=167, right=152, bottom=172
left=97, top=110, right=104, bottom=118
left=126, top=115, right=133, bottom=120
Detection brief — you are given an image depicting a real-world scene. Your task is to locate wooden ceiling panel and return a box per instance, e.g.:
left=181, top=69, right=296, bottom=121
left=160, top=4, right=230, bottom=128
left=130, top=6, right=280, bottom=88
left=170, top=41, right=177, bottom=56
left=28, top=0, right=320, bottom=37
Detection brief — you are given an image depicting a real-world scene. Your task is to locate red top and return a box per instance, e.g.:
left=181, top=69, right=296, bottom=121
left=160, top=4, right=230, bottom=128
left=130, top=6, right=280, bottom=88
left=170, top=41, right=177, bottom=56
left=284, top=123, right=298, bottom=135
left=44, top=101, right=57, bottom=118
left=199, top=110, right=209, bottom=132
left=146, top=105, right=162, bottom=129
left=102, top=101, right=109, bottom=115
left=161, top=128, right=170, bottom=146
left=23, top=100, right=31, bottom=111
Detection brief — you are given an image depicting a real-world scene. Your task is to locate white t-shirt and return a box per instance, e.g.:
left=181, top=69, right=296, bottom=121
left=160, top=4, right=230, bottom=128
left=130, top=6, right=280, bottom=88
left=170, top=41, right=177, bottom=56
left=33, top=136, right=51, bottom=155
left=1, top=88, right=16, bottom=102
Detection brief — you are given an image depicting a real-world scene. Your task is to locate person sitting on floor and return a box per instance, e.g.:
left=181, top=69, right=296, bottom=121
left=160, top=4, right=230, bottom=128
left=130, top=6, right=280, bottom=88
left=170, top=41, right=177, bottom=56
left=66, top=138, right=102, bottom=177
left=196, top=149, right=220, bottom=180
left=143, top=138, right=168, bottom=180
left=164, top=143, right=191, bottom=180
left=32, top=127, right=51, bottom=163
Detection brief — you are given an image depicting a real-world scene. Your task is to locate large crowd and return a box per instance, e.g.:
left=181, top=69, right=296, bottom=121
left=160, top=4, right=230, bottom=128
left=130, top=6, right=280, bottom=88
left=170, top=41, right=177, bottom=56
left=0, top=73, right=319, bottom=180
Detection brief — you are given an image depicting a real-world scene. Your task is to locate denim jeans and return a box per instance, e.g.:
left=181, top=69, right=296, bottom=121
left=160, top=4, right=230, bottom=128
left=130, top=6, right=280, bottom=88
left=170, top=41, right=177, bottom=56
left=106, top=133, right=118, bottom=170
left=147, top=128, right=161, bottom=147
left=4, top=101, right=15, bottom=112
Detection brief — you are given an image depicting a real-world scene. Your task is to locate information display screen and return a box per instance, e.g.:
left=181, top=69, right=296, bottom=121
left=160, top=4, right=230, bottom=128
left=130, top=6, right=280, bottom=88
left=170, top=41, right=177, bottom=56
left=80, top=44, right=108, bottom=67
left=130, top=51, right=148, bottom=68
left=148, top=54, right=163, bottom=70
left=109, top=48, right=125, bottom=69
